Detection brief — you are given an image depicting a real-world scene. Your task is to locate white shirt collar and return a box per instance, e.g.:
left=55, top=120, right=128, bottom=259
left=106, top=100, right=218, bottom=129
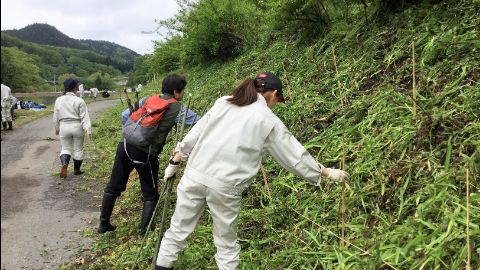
left=66, top=92, right=76, bottom=96
left=257, top=93, right=267, bottom=105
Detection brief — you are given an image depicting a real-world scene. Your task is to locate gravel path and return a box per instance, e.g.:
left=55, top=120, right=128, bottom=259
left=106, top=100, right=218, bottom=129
left=1, top=99, right=119, bottom=270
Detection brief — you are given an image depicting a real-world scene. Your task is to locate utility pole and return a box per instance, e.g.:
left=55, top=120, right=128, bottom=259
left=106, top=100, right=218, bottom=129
left=53, top=74, right=57, bottom=92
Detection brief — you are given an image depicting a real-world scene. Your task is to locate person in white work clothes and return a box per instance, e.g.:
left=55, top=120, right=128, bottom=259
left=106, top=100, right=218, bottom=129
left=78, top=83, right=85, bottom=98
left=155, top=72, right=349, bottom=270
left=90, top=87, right=99, bottom=100
left=137, top=83, right=143, bottom=92
left=53, top=78, right=92, bottom=178
left=1, top=83, right=15, bottom=130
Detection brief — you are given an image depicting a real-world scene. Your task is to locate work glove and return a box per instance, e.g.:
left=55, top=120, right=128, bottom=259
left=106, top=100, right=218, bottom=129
left=163, top=158, right=180, bottom=180
left=325, top=168, right=349, bottom=183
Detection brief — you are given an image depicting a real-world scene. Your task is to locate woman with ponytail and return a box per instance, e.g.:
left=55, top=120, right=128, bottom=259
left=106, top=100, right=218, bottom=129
left=155, top=72, right=348, bottom=270
left=53, top=78, right=91, bottom=178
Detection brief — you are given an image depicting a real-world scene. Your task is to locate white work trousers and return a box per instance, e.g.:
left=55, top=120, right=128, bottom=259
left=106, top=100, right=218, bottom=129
left=59, top=121, right=85, bottom=160
left=1, top=98, right=13, bottom=122
left=156, top=175, right=242, bottom=269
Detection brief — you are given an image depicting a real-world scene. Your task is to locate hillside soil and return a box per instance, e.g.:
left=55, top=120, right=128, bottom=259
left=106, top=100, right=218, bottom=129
left=1, top=99, right=119, bottom=270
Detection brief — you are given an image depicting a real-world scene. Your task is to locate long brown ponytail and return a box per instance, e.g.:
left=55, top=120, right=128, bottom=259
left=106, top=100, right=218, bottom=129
left=227, top=79, right=260, bottom=106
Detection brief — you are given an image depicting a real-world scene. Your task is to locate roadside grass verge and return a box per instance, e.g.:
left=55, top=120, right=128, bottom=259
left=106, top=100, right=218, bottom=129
left=67, top=1, right=478, bottom=269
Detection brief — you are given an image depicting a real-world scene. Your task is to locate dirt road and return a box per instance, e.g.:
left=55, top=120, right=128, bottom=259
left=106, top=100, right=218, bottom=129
left=1, top=99, right=119, bottom=270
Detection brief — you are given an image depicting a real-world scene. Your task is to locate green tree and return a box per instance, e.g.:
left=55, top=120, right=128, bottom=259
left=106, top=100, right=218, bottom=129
left=88, top=72, right=116, bottom=90
left=156, top=0, right=259, bottom=65
left=269, top=0, right=332, bottom=41
left=130, top=54, right=150, bottom=85
left=1, top=46, right=43, bottom=91
left=148, top=35, right=183, bottom=74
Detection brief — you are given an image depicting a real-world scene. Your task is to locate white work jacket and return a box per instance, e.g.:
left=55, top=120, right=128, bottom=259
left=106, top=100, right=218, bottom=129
left=1, top=84, right=13, bottom=100
left=53, top=92, right=92, bottom=134
left=91, top=88, right=99, bottom=97
left=177, top=94, right=324, bottom=196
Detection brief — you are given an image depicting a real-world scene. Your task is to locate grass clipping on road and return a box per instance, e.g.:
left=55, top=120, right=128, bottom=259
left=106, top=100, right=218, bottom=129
left=67, top=1, right=479, bottom=269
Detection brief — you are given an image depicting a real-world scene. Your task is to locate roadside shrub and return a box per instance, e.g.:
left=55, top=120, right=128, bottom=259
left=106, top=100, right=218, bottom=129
left=148, top=35, right=183, bottom=74
left=155, top=0, right=259, bottom=66
left=269, top=0, right=332, bottom=41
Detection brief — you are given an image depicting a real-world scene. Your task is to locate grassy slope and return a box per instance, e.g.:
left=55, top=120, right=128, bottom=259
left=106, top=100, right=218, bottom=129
left=71, top=1, right=479, bottom=269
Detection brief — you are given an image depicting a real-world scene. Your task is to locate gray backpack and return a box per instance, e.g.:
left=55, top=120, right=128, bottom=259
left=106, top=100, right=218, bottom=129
left=122, top=95, right=177, bottom=161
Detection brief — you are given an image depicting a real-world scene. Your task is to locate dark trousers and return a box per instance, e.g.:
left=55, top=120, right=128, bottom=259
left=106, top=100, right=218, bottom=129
left=105, top=142, right=160, bottom=201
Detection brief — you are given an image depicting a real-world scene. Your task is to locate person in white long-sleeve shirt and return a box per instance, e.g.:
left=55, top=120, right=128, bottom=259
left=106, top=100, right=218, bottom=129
left=90, top=87, right=99, bottom=100
left=155, top=72, right=349, bottom=270
left=78, top=83, right=85, bottom=98
left=1, top=83, right=15, bottom=130
left=53, top=78, right=92, bottom=179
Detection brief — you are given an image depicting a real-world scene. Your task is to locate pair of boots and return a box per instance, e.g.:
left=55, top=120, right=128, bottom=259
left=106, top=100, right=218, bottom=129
left=2, top=121, right=12, bottom=130
left=97, top=192, right=157, bottom=236
left=59, top=154, right=84, bottom=178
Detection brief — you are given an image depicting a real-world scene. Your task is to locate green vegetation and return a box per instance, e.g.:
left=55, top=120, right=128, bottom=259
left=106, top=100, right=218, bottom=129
left=1, top=46, right=44, bottom=90
left=70, top=0, right=478, bottom=269
left=1, top=23, right=139, bottom=92
left=3, top=23, right=138, bottom=72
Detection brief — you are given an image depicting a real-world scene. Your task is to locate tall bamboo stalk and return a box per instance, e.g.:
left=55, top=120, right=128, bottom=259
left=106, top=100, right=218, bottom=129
left=332, top=46, right=344, bottom=106
left=340, top=146, right=346, bottom=246
left=412, top=41, right=417, bottom=116
left=466, top=168, right=471, bottom=270
left=332, top=45, right=346, bottom=245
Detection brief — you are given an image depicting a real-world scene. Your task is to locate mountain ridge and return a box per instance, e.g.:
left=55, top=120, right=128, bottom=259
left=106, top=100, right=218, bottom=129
left=2, top=23, right=140, bottom=63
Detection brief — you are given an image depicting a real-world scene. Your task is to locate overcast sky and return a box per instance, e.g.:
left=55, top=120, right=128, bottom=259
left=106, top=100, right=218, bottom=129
left=1, top=0, right=181, bottom=55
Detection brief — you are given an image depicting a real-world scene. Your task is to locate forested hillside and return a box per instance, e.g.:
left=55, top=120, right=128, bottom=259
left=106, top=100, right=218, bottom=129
left=3, top=23, right=138, bottom=71
left=1, top=24, right=139, bottom=92
left=74, top=0, right=478, bottom=269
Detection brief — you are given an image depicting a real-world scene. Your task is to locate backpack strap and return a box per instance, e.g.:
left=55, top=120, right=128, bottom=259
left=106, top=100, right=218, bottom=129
left=123, top=138, right=151, bottom=165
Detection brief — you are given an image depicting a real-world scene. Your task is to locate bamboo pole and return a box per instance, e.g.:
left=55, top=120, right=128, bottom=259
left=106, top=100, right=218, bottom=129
left=340, top=142, right=346, bottom=246
left=412, top=41, right=417, bottom=116
left=332, top=45, right=347, bottom=245
left=466, top=168, right=471, bottom=270
left=332, top=46, right=344, bottom=106
left=260, top=164, right=272, bottom=203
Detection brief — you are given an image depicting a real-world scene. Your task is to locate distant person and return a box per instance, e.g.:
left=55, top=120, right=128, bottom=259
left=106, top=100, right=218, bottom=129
left=154, top=72, right=349, bottom=270
left=97, top=74, right=186, bottom=236
left=1, top=83, right=15, bottom=130
left=90, top=87, right=99, bottom=100
left=53, top=78, right=92, bottom=178
left=137, top=84, right=143, bottom=92
left=78, top=83, right=85, bottom=98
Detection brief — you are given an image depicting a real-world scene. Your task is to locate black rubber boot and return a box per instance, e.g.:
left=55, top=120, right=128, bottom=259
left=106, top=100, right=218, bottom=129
left=97, top=192, right=117, bottom=233
left=73, top=159, right=84, bottom=175
left=155, top=265, right=173, bottom=270
left=59, top=154, right=71, bottom=178
left=2, top=122, right=6, bottom=130
left=7, top=121, right=12, bottom=130
left=139, top=200, right=157, bottom=236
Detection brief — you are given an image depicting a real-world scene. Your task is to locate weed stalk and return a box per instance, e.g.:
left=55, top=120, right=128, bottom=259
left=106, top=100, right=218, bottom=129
left=412, top=41, right=417, bottom=116
left=466, top=168, right=470, bottom=270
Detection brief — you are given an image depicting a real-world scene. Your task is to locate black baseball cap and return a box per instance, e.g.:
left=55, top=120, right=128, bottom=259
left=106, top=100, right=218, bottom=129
left=255, top=72, right=285, bottom=103
left=64, top=78, right=79, bottom=91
